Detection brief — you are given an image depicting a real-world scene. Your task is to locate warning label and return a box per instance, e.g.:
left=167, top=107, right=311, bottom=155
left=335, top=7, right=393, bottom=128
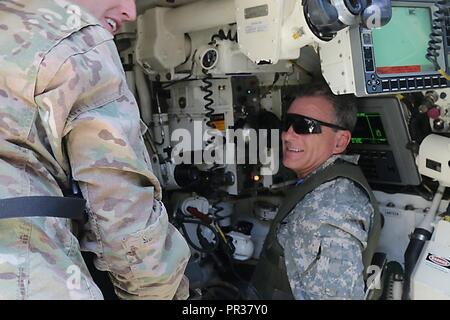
left=426, top=253, right=450, bottom=272
left=209, top=114, right=225, bottom=131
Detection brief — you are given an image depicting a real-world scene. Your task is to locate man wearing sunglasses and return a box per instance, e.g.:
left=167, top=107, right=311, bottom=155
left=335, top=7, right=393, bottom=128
left=251, top=82, right=380, bottom=300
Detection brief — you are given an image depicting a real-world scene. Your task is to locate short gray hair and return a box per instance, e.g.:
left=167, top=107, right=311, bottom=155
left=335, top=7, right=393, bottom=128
left=294, top=80, right=357, bottom=132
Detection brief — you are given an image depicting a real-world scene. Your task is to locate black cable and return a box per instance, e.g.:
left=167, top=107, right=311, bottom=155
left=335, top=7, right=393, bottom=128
left=176, top=205, right=261, bottom=298
left=148, top=116, right=165, bottom=146
left=198, top=211, right=262, bottom=299
left=211, top=199, right=232, bottom=222
left=426, top=0, right=449, bottom=71
left=209, top=26, right=238, bottom=44
left=200, top=68, right=215, bottom=128
left=196, top=223, right=220, bottom=252
left=199, top=281, right=241, bottom=300
left=144, top=126, right=165, bottom=147
left=162, top=49, right=198, bottom=89
left=445, top=201, right=450, bottom=216
left=220, top=239, right=262, bottom=300
left=260, top=73, right=282, bottom=99
left=212, top=202, right=225, bottom=221
left=174, top=209, right=219, bottom=253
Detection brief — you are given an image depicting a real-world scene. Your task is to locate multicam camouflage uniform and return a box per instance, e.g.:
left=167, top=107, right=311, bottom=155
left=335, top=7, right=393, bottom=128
left=0, top=0, right=190, bottom=300
left=277, top=155, right=374, bottom=300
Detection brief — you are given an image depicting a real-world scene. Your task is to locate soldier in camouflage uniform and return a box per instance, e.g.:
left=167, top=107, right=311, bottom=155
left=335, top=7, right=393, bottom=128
left=0, top=0, right=190, bottom=299
left=251, top=83, right=379, bottom=299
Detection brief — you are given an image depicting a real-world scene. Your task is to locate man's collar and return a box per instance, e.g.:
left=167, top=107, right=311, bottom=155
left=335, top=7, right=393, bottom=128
left=300, top=154, right=360, bottom=183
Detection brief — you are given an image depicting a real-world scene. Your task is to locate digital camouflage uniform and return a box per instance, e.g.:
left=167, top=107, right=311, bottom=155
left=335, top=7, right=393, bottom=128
left=277, top=155, right=374, bottom=300
left=0, top=0, right=190, bottom=300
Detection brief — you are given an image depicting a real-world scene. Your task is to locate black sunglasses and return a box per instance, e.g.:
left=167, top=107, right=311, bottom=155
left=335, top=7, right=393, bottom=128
left=282, top=113, right=348, bottom=134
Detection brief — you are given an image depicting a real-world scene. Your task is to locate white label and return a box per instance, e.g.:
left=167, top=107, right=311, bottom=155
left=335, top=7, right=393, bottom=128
left=245, top=21, right=268, bottom=34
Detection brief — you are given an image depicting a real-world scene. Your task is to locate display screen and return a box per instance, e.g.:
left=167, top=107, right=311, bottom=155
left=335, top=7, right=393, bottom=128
left=372, top=6, right=434, bottom=75
left=351, top=112, right=388, bottom=145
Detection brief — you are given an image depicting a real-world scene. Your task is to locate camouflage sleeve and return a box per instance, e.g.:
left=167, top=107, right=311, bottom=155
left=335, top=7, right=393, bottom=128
left=34, top=29, right=190, bottom=300
left=279, top=178, right=372, bottom=300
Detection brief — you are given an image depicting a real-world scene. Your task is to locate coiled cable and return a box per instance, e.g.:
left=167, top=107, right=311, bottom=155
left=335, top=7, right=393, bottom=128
left=209, top=26, right=238, bottom=45
left=426, top=0, right=450, bottom=79
left=200, top=68, right=215, bottom=128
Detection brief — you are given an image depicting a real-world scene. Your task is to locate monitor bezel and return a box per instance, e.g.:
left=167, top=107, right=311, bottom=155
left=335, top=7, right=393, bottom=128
left=350, top=0, right=449, bottom=96
left=369, top=2, right=444, bottom=78
left=349, top=97, right=421, bottom=185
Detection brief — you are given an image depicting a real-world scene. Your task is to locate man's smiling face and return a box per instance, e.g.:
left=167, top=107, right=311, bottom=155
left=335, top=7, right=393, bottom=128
left=282, top=96, right=343, bottom=178
left=71, top=0, right=137, bottom=35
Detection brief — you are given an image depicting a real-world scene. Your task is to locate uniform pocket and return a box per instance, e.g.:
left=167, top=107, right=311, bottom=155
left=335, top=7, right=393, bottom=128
left=301, top=238, right=363, bottom=299
left=120, top=200, right=190, bottom=295
left=121, top=200, right=169, bottom=275
left=293, top=236, right=321, bottom=275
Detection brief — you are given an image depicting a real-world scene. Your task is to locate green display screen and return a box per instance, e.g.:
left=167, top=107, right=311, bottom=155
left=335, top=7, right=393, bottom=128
left=372, top=6, right=434, bottom=75
left=351, top=112, right=388, bottom=145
